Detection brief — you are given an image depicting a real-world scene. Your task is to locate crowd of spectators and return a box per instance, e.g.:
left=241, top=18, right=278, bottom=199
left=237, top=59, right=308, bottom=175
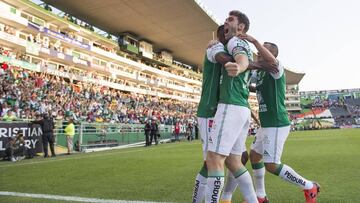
left=347, top=105, right=360, bottom=117
left=296, top=95, right=360, bottom=127
left=0, top=52, right=197, bottom=125
left=1, top=19, right=201, bottom=83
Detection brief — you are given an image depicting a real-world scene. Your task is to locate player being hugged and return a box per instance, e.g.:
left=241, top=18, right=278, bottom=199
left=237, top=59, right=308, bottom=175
left=205, top=10, right=258, bottom=203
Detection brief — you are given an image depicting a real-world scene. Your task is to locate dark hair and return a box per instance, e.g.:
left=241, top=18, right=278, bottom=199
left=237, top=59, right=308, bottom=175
left=229, top=10, right=250, bottom=33
left=264, top=42, right=279, bottom=57
left=217, top=25, right=224, bottom=37
left=216, top=25, right=226, bottom=44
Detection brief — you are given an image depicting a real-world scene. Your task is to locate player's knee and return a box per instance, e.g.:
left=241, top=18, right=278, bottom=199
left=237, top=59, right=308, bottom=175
left=225, top=154, right=243, bottom=173
left=250, top=150, right=262, bottom=163
left=264, top=163, right=277, bottom=174
left=206, top=151, right=225, bottom=170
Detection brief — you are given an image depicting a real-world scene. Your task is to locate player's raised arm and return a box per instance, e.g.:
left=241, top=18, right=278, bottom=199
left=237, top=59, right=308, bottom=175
left=239, top=34, right=277, bottom=65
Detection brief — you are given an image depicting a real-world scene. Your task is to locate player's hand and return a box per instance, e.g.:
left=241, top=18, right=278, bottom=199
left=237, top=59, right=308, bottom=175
left=207, top=40, right=219, bottom=49
left=259, top=61, right=279, bottom=74
left=238, top=33, right=257, bottom=44
left=225, top=62, right=241, bottom=77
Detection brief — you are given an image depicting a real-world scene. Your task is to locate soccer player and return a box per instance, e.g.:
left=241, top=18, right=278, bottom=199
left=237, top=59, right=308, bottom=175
left=205, top=10, right=258, bottom=203
left=192, top=25, right=249, bottom=203
left=192, top=24, right=227, bottom=203
left=239, top=33, right=320, bottom=203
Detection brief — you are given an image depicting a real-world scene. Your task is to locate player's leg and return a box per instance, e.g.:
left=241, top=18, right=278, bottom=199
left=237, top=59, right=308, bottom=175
left=263, top=126, right=320, bottom=203
left=220, top=148, right=249, bottom=203
left=250, top=128, right=268, bottom=203
left=43, top=136, right=49, bottom=158
left=205, top=104, right=237, bottom=203
left=191, top=117, right=211, bottom=203
left=205, top=151, right=226, bottom=203
left=220, top=168, right=237, bottom=203
left=226, top=111, right=257, bottom=203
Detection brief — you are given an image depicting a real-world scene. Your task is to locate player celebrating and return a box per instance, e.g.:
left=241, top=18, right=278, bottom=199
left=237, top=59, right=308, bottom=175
left=205, top=10, right=257, bottom=203
left=192, top=24, right=249, bottom=203
left=239, top=33, right=320, bottom=203
left=191, top=25, right=227, bottom=203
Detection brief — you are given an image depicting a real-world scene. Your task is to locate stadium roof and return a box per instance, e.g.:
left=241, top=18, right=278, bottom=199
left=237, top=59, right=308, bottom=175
left=42, top=0, right=305, bottom=85
left=42, top=0, right=219, bottom=68
left=285, top=68, right=305, bottom=84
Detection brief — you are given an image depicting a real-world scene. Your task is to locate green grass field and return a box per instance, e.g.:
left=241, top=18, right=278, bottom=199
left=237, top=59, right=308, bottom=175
left=0, top=129, right=359, bottom=203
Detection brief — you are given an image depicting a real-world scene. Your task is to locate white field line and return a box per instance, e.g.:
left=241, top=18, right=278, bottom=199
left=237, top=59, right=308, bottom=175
left=0, top=191, right=170, bottom=203
left=0, top=142, right=199, bottom=168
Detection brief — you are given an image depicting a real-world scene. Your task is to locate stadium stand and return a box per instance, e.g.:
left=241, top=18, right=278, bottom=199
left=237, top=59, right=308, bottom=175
left=295, top=89, right=360, bottom=129
left=0, top=53, right=197, bottom=125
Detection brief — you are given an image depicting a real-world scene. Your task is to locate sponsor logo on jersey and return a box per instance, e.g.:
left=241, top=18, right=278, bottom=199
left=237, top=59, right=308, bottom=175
left=284, top=171, right=306, bottom=186
left=211, top=177, right=222, bottom=203
left=259, top=104, right=268, bottom=112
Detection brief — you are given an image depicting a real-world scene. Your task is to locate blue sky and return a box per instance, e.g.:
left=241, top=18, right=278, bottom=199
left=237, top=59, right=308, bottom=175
left=200, top=0, right=360, bottom=91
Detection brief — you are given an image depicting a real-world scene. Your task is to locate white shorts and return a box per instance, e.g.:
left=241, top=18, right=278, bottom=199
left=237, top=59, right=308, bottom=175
left=197, top=117, right=214, bottom=160
left=251, top=125, right=290, bottom=164
left=208, top=104, right=250, bottom=156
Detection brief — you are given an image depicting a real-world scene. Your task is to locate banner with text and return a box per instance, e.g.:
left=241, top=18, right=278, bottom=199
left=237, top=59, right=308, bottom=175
left=0, top=122, right=43, bottom=158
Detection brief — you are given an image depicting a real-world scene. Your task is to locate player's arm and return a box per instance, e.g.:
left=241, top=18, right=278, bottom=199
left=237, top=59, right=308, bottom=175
left=239, top=34, right=277, bottom=65
left=238, top=34, right=280, bottom=75
left=214, top=52, right=233, bottom=65
left=206, top=40, right=234, bottom=65
left=248, top=61, right=262, bottom=70
left=225, top=37, right=250, bottom=77
left=206, top=41, right=231, bottom=66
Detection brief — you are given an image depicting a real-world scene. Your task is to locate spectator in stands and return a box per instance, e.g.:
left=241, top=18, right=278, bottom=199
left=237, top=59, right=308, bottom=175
left=5, top=132, right=26, bottom=162
left=2, top=110, right=17, bottom=121
left=64, top=118, right=75, bottom=155
left=31, top=113, right=56, bottom=158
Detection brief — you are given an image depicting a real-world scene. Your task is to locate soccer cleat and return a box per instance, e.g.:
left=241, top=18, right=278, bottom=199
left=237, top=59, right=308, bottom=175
left=303, top=182, right=320, bottom=203
left=257, top=196, right=269, bottom=203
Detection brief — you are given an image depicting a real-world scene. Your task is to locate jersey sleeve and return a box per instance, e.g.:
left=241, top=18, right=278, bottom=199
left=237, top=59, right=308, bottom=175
left=227, top=36, right=251, bottom=58
left=206, top=42, right=226, bottom=63
left=270, top=60, right=284, bottom=80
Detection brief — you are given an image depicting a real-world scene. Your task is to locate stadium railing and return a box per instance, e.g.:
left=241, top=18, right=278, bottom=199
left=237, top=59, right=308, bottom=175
left=54, top=122, right=174, bottom=151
